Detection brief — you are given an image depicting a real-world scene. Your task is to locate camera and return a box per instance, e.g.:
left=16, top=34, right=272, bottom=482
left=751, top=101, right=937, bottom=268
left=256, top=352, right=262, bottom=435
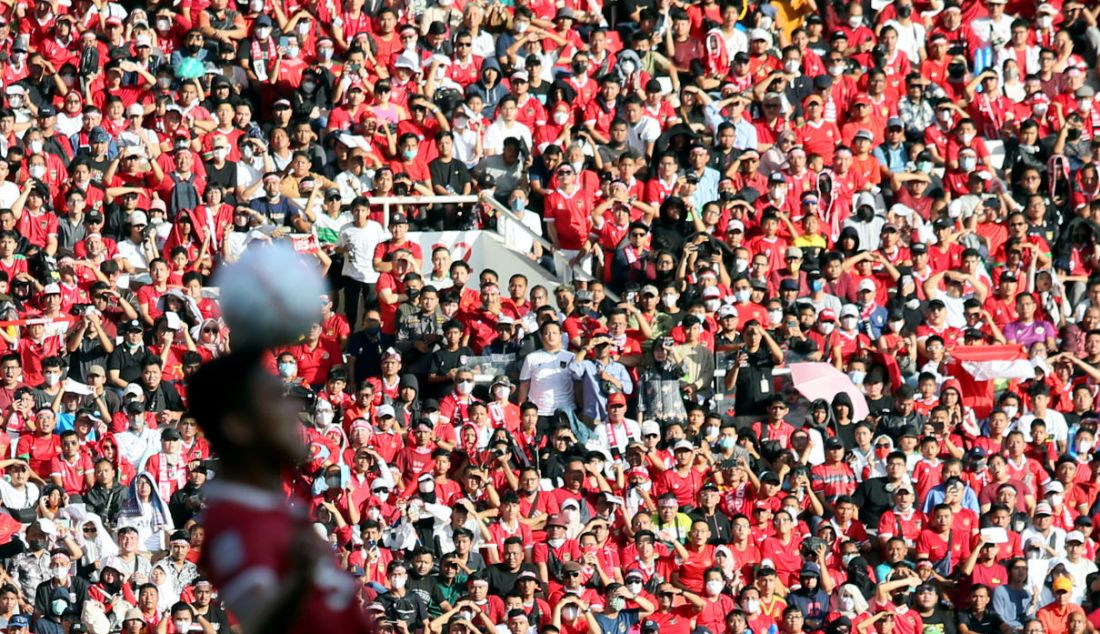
left=69, top=303, right=93, bottom=316
left=394, top=182, right=409, bottom=196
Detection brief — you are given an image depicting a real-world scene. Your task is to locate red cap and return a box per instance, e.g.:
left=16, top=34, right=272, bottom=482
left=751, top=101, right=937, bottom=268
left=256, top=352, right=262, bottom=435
left=852, top=94, right=871, bottom=106
left=819, top=309, right=837, bottom=322
left=106, top=16, right=123, bottom=26
left=608, top=393, right=627, bottom=407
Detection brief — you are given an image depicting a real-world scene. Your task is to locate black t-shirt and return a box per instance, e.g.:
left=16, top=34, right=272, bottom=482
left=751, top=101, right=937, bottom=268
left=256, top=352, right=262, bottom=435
left=484, top=562, right=537, bottom=597
left=957, top=609, right=1002, bottom=634
left=378, top=590, right=428, bottom=628
left=852, top=476, right=895, bottom=528
left=920, top=607, right=959, bottom=634
left=106, top=345, right=155, bottom=386
left=428, top=157, right=472, bottom=194
left=733, top=347, right=776, bottom=417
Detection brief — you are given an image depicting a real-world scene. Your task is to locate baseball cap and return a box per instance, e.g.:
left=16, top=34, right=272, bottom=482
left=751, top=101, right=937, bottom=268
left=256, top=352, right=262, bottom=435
left=673, top=440, right=694, bottom=452
left=1067, top=531, right=1086, bottom=544
left=1053, top=576, right=1074, bottom=593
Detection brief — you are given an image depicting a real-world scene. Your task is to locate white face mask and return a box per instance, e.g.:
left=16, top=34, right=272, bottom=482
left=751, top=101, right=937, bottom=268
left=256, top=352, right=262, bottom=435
left=375, top=490, right=390, bottom=503
left=829, top=64, right=845, bottom=77
left=390, top=576, right=407, bottom=590
left=768, top=309, right=783, bottom=324
left=1079, top=440, right=1094, bottom=454
left=784, top=60, right=800, bottom=74
left=8, top=96, right=22, bottom=108
left=1050, top=493, right=1064, bottom=507
left=562, top=607, right=579, bottom=621
left=43, top=373, right=60, bottom=387
left=960, top=132, right=975, bottom=144
left=493, top=386, right=509, bottom=400
left=157, top=19, right=171, bottom=31
left=622, top=60, right=637, bottom=75
left=296, top=22, right=310, bottom=36
left=960, top=157, right=977, bottom=171
left=848, top=15, right=862, bottom=27
left=841, top=316, right=858, bottom=330
left=735, top=289, right=751, bottom=303
left=734, top=259, right=748, bottom=273
left=548, top=538, right=565, bottom=548
left=937, top=110, right=952, bottom=124
left=840, top=597, right=855, bottom=612
left=29, top=165, right=45, bottom=179
left=706, top=580, right=724, bottom=596
left=213, top=148, right=229, bottom=161
left=1002, top=405, right=1018, bottom=419
left=1038, top=15, right=1053, bottom=28
left=419, top=479, right=435, bottom=493
left=29, top=140, right=43, bottom=155
left=889, top=320, right=904, bottom=332
left=705, top=299, right=721, bottom=312
left=285, top=46, right=299, bottom=59
left=743, top=598, right=760, bottom=613
left=662, top=294, right=678, bottom=309
left=174, top=621, right=191, bottom=633
left=51, top=566, right=68, bottom=581
left=514, top=21, right=529, bottom=33
left=457, top=380, right=474, bottom=395
left=256, top=27, right=271, bottom=40
left=316, top=411, right=334, bottom=426
left=553, top=111, right=570, bottom=125
left=627, top=581, right=643, bottom=595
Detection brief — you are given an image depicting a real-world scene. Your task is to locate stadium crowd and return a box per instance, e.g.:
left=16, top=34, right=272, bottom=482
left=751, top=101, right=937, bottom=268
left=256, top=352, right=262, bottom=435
left=0, top=0, right=1098, bottom=631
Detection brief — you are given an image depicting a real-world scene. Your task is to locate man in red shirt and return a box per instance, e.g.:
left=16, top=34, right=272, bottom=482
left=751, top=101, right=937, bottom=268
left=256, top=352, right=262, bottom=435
left=49, top=430, right=93, bottom=496
left=545, top=165, right=594, bottom=270
left=17, top=407, right=61, bottom=479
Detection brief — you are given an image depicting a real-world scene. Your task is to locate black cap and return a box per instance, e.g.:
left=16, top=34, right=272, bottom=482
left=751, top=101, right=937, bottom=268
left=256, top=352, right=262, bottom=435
left=125, top=401, right=145, bottom=415
left=122, top=320, right=143, bottom=333
left=37, top=105, right=56, bottom=118
left=161, top=427, right=182, bottom=441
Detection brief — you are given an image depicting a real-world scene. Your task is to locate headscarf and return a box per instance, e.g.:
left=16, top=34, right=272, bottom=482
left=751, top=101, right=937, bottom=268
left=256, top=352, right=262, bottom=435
left=117, top=472, right=174, bottom=536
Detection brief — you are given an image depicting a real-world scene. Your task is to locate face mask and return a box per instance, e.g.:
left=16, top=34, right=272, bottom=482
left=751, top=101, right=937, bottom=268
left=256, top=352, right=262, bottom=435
left=375, top=490, right=390, bottom=503
left=743, top=598, right=760, bottom=613
left=44, top=373, right=60, bottom=387
left=810, top=279, right=824, bottom=293
left=889, top=320, right=904, bottom=332
left=51, top=599, right=67, bottom=616
left=1038, top=15, right=1053, bottom=28
left=960, top=157, right=977, bottom=172
left=829, top=64, right=845, bottom=76
left=734, top=258, right=748, bottom=273
left=1079, top=440, right=1094, bottom=454
left=277, top=362, right=296, bottom=378
left=771, top=187, right=786, bottom=202
left=705, top=299, right=721, bottom=312
left=403, top=149, right=417, bottom=161
left=563, top=607, right=579, bottom=621
left=841, top=316, right=858, bottom=330
left=453, top=116, right=468, bottom=129
left=918, top=161, right=933, bottom=174
left=317, top=411, right=334, bottom=427
left=622, top=60, right=637, bottom=75
left=302, top=80, right=317, bottom=93
left=960, top=132, right=975, bottom=144
left=390, top=576, right=407, bottom=590
left=8, top=96, right=22, bottom=108
left=706, top=580, right=725, bottom=596
left=609, top=597, right=626, bottom=612
left=157, top=19, right=171, bottom=31
left=572, top=62, right=587, bottom=76
left=784, top=60, right=800, bottom=74
left=818, top=322, right=835, bottom=335
left=318, top=47, right=334, bottom=61
left=848, top=15, right=862, bottom=27
left=548, top=538, right=565, bottom=548
left=849, top=370, right=866, bottom=385
left=419, top=479, right=435, bottom=493
left=842, top=553, right=857, bottom=566
left=937, top=110, right=952, bottom=124
left=627, top=582, right=643, bottom=595
left=735, top=289, right=751, bottom=303
left=296, top=22, right=310, bottom=37
left=514, top=21, right=529, bottom=33
left=157, top=76, right=173, bottom=90
left=893, top=593, right=910, bottom=607
left=213, top=147, right=229, bottom=161
left=52, top=566, right=68, bottom=581
left=29, top=140, right=43, bottom=155
left=285, top=46, right=299, bottom=59
left=1002, top=405, right=1017, bottom=419
left=28, top=538, right=45, bottom=551
left=553, top=111, right=570, bottom=125
left=174, top=621, right=191, bottom=633
left=256, top=26, right=271, bottom=40
left=759, top=15, right=773, bottom=29
left=457, top=380, right=474, bottom=395
left=897, top=5, right=912, bottom=18
left=29, top=165, right=45, bottom=179
left=768, top=309, right=783, bottom=324
left=663, top=294, right=678, bottom=309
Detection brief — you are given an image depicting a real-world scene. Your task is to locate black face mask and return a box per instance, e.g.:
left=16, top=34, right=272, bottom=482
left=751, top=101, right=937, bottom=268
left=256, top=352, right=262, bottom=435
left=897, top=5, right=912, bottom=18
left=893, top=593, right=910, bottom=607
left=948, top=64, right=966, bottom=80
left=572, top=62, right=587, bottom=76
left=1068, top=127, right=1082, bottom=142
left=857, top=206, right=875, bottom=222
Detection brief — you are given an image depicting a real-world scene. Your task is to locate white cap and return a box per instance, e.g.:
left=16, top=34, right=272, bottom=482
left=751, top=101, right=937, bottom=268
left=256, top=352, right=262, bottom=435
left=640, top=420, right=660, bottom=436
left=135, top=34, right=152, bottom=47
left=750, top=28, right=771, bottom=42
left=673, top=440, right=694, bottom=452
left=702, top=286, right=721, bottom=298
left=840, top=304, right=860, bottom=318
left=1045, top=480, right=1065, bottom=494
left=728, top=219, right=745, bottom=232
left=511, top=70, right=529, bottom=82
left=1067, top=531, right=1086, bottom=544
left=128, top=211, right=148, bottom=226
left=5, top=84, right=24, bottom=95
left=123, top=383, right=143, bottom=399
left=858, top=279, right=877, bottom=293
left=376, top=404, right=396, bottom=419
left=1037, top=2, right=1057, bottom=13
left=394, top=52, right=420, bottom=71
left=718, top=305, right=738, bottom=319
left=42, top=283, right=60, bottom=295
left=128, top=103, right=145, bottom=117
left=890, top=203, right=914, bottom=217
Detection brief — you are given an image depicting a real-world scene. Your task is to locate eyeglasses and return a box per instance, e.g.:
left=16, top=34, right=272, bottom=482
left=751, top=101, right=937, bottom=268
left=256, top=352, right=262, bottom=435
left=457, top=42, right=471, bottom=48
left=202, top=327, right=219, bottom=334
left=566, top=571, right=582, bottom=578
left=630, top=232, right=646, bottom=238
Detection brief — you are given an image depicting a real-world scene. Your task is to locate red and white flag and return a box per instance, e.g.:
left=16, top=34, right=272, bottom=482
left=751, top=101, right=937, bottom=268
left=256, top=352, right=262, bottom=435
left=950, top=344, right=1035, bottom=382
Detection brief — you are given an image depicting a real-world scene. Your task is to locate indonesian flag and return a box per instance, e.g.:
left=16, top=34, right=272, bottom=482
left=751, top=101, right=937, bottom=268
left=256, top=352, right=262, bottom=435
left=946, top=345, right=1035, bottom=419
left=950, top=345, right=1036, bottom=381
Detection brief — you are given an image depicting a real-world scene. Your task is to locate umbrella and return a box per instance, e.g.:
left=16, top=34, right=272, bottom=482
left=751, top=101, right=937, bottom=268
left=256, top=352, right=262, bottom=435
left=788, top=362, right=870, bottom=422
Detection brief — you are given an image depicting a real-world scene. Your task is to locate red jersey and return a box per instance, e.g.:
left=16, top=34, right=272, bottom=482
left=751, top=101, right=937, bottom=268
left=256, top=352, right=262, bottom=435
left=200, top=482, right=374, bottom=634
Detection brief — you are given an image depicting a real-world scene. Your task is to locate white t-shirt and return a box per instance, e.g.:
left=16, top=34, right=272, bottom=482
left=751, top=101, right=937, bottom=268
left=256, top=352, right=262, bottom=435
left=520, top=348, right=576, bottom=416
left=627, top=117, right=661, bottom=155
left=483, top=120, right=533, bottom=156
left=0, top=479, right=38, bottom=511
left=338, top=221, right=387, bottom=283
